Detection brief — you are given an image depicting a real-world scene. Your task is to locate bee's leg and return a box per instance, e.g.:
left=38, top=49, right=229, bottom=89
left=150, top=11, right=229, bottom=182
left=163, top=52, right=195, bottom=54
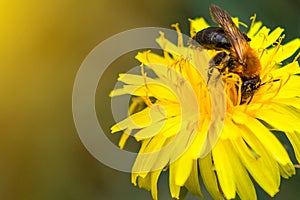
left=245, top=93, right=254, bottom=105
left=208, top=51, right=228, bottom=82
left=209, top=51, right=228, bottom=66
left=260, top=78, right=280, bottom=86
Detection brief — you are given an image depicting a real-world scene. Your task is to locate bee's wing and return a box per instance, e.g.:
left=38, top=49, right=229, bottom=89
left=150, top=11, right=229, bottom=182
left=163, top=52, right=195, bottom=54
left=187, top=45, right=225, bottom=158
left=210, top=4, right=248, bottom=63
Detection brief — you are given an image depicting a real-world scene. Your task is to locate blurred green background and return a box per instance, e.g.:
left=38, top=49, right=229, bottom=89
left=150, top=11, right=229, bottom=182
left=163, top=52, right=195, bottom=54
left=1, top=0, right=299, bottom=199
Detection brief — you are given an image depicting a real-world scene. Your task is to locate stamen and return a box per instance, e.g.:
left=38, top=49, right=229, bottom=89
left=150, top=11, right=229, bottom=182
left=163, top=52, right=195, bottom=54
left=224, top=84, right=234, bottom=108
left=222, top=73, right=242, bottom=106
left=261, top=60, right=278, bottom=81
left=293, top=51, right=300, bottom=63
left=158, top=31, right=166, bottom=47
left=188, top=18, right=195, bottom=38
left=232, top=83, right=238, bottom=104
left=258, top=76, right=288, bottom=106
left=260, top=73, right=278, bottom=87
left=164, top=50, right=173, bottom=63
left=263, top=79, right=283, bottom=105
left=238, top=21, right=248, bottom=28
left=271, top=78, right=283, bottom=99
left=236, top=77, right=242, bottom=106
left=271, top=35, right=285, bottom=59
left=261, top=35, right=285, bottom=80
left=171, top=23, right=183, bottom=48
left=250, top=14, right=257, bottom=31
left=170, top=57, right=185, bottom=73
left=145, top=50, right=152, bottom=66
left=258, top=48, right=267, bottom=60
left=258, top=33, right=268, bottom=49
left=141, top=65, right=153, bottom=107
left=272, top=34, right=285, bottom=47
left=280, top=74, right=291, bottom=87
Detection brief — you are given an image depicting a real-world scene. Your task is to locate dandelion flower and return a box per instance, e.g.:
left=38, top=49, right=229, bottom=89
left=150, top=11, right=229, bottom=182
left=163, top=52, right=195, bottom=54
left=110, top=4, right=300, bottom=200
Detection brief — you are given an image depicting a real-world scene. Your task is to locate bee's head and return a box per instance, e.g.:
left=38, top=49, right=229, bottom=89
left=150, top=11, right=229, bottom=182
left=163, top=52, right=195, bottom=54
left=241, top=76, right=261, bottom=103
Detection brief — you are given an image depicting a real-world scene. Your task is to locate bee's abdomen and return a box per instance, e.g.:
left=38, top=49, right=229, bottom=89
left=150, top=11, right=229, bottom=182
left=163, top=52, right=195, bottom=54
left=193, top=27, right=232, bottom=50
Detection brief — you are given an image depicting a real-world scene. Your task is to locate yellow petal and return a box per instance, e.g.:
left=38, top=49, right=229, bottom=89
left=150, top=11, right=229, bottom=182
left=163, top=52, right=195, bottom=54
left=219, top=117, right=240, bottom=140
left=135, top=50, right=170, bottom=66
left=169, top=163, right=182, bottom=199
left=273, top=38, right=300, bottom=63
left=109, top=85, right=146, bottom=97
left=250, top=26, right=270, bottom=50
left=199, top=153, right=224, bottom=200
left=225, top=139, right=257, bottom=200
left=260, top=38, right=299, bottom=71
left=171, top=23, right=183, bottom=48
left=275, top=77, right=300, bottom=99
left=156, top=31, right=188, bottom=59
left=128, top=96, right=146, bottom=115
left=111, top=105, right=165, bottom=133
left=135, top=51, right=173, bottom=78
left=190, top=117, right=210, bottom=159
left=285, top=132, right=300, bottom=164
left=271, top=61, right=300, bottom=77
left=232, top=17, right=241, bottom=28
left=149, top=83, right=179, bottom=102
left=118, top=132, right=130, bottom=149
left=233, top=111, right=293, bottom=166
left=132, top=134, right=169, bottom=174
left=188, top=18, right=209, bottom=37
left=136, top=173, right=151, bottom=190
left=151, top=170, right=163, bottom=200
left=254, top=103, right=300, bottom=133
left=148, top=83, right=181, bottom=102
left=279, top=162, right=296, bottom=179
left=248, top=21, right=262, bottom=39
left=232, top=134, right=280, bottom=196
left=137, top=115, right=179, bottom=140
left=184, top=159, right=203, bottom=197
left=133, top=105, right=178, bottom=141
left=213, top=140, right=236, bottom=199
left=134, top=119, right=167, bottom=140
left=262, top=27, right=284, bottom=49
left=117, top=73, right=154, bottom=85
left=272, top=97, right=300, bottom=109
left=172, top=154, right=193, bottom=187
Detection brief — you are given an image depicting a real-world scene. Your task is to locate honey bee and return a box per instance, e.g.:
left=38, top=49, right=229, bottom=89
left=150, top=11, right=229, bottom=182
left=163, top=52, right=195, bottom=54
left=193, top=4, right=261, bottom=104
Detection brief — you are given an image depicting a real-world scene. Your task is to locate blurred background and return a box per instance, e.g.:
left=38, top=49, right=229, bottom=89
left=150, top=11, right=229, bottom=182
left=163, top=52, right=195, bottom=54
left=0, top=0, right=299, bottom=199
